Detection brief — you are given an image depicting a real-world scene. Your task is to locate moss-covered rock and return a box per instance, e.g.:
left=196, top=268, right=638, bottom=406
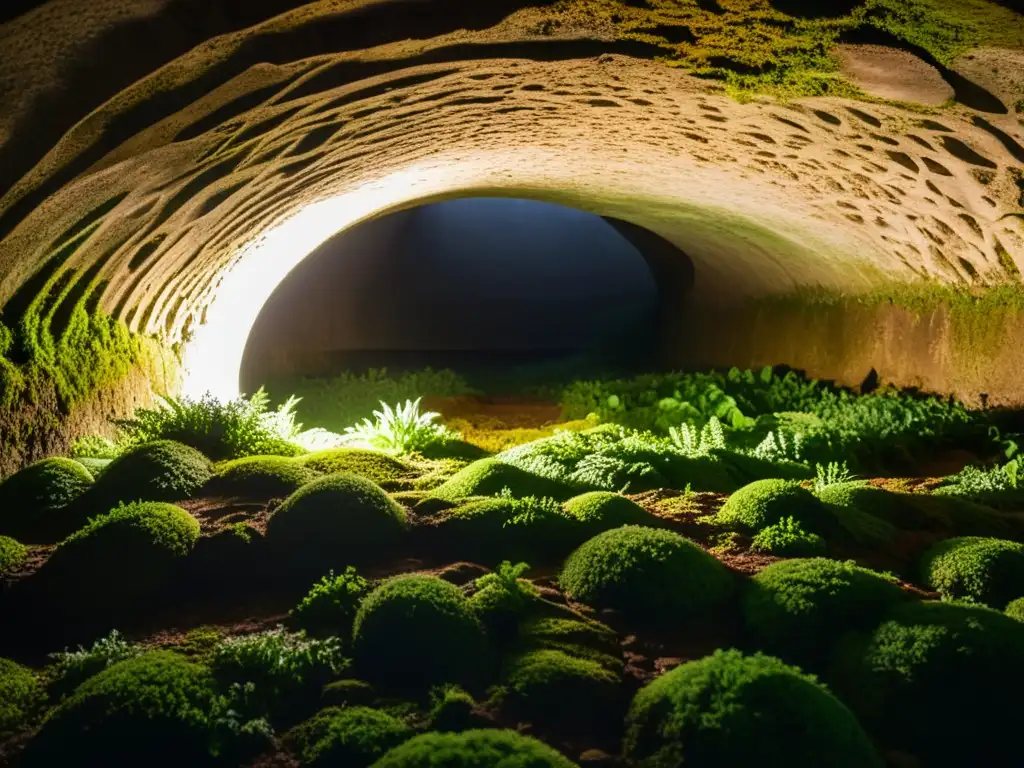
left=517, top=616, right=622, bottom=673
left=86, top=440, right=213, bottom=509
left=742, top=558, right=907, bottom=671
left=749, top=517, right=826, bottom=557
left=209, top=456, right=320, bottom=498
left=429, top=459, right=575, bottom=503
left=1006, top=596, right=1024, bottom=621
left=920, top=536, right=1024, bottom=608
left=833, top=600, right=1024, bottom=765
left=717, top=479, right=830, bottom=533
left=624, top=649, right=881, bottom=768
left=501, top=648, right=621, bottom=736
left=562, top=491, right=654, bottom=533
left=23, top=651, right=217, bottom=767
left=40, top=501, right=200, bottom=605
left=560, top=526, right=734, bottom=622
left=266, top=473, right=407, bottom=573
left=813, top=482, right=899, bottom=546
left=299, top=448, right=411, bottom=489
left=0, top=457, right=93, bottom=541
left=371, top=729, right=578, bottom=767
left=352, top=575, right=487, bottom=691
left=435, top=496, right=576, bottom=563
left=0, top=657, right=43, bottom=737
left=291, top=706, right=413, bottom=767
left=0, top=534, right=27, bottom=574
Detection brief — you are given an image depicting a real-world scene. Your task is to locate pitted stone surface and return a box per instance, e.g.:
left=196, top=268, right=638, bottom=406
left=0, top=0, right=1022, bottom=354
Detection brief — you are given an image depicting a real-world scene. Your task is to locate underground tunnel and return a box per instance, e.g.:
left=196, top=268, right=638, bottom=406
left=2, top=2, right=1024, bottom=766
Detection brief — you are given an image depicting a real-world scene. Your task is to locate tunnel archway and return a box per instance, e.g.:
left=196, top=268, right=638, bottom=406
left=238, top=197, right=686, bottom=396
left=1, top=0, right=1024, bottom=475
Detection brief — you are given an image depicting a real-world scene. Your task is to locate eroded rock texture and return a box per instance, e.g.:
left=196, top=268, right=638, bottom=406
left=0, top=0, right=1023, bottom=469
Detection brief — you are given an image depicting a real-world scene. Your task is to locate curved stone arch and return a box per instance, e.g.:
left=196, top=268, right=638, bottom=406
left=2, top=0, right=1024, bottom=471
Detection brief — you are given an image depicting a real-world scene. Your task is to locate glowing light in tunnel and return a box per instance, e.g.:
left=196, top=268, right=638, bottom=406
left=180, top=163, right=471, bottom=401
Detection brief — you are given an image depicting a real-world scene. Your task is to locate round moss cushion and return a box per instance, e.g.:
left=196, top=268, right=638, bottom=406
left=87, top=440, right=213, bottom=508
left=920, top=536, right=1024, bottom=608
left=0, top=657, right=43, bottom=737
left=371, top=729, right=579, bottom=767
left=562, top=491, right=653, bottom=532
left=833, top=600, right=1024, bottom=764
left=0, top=535, right=27, bottom=574
left=266, top=472, right=407, bottom=570
left=352, top=575, right=486, bottom=691
left=300, top=449, right=411, bottom=489
left=41, top=501, right=199, bottom=604
left=293, top=706, right=413, bottom=767
left=429, top=458, right=575, bottom=502
left=624, top=649, right=881, bottom=768
left=0, top=458, right=94, bottom=540
left=23, top=651, right=217, bottom=767
left=560, top=526, right=734, bottom=622
left=210, top=455, right=321, bottom=498
left=1006, top=596, right=1024, bottom=621
left=742, top=557, right=907, bottom=671
left=717, top=479, right=829, bottom=533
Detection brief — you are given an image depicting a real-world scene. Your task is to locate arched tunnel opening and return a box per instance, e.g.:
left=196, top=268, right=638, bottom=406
left=239, top=197, right=692, bottom=405
left=4, top=3, right=1024, bottom=763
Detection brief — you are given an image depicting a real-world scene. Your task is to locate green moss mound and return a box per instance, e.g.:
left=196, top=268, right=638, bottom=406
left=624, top=649, right=881, bottom=768
left=436, top=497, right=578, bottom=563
left=750, top=517, right=826, bottom=557
left=24, top=651, right=217, bottom=767
left=292, top=706, right=413, bottom=767
left=562, top=491, right=654, bottom=533
left=920, top=536, right=1024, bottom=608
left=560, top=526, right=734, bottom=622
left=371, top=729, right=578, bottom=767
left=502, top=648, right=621, bottom=735
left=1006, top=596, right=1024, bottom=621
left=87, top=440, right=213, bottom=508
left=430, top=459, right=575, bottom=503
left=742, top=558, right=906, bottom=671
left=210, top=456, right=320, bottom=498
left=833, top=600, right=1024, bottom=764
left=300, top=449, right=411, bottom=489
left=352, top=575, right=487, bottom=691
left=0, top=457, right=93, bottom=540
left=717, top=479, right=830, bottom=533
left=41, top=501, right=199, bottom=604
left=266, top=473, right=407, bottom=572
left=293, top=567, right=370, bottom=640
left=518, top=616, right=622, bottom=672
left=0, top=657, right=43, bottom=737
left=813, top=482, right=899, bottom=546
left=0, top=535, right=27, bottom=573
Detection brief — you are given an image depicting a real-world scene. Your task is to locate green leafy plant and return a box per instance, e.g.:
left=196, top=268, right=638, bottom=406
left=48, top=630, right=143, bottom=699
left=814, top=461, right=855, bottom=491
left=669, top=416, right=727, bottom=457
left=934, top=459, right=1024, bottom=509
left=342, top=398, right=458, bottom=455
left=292, top=567, right=371, bottom=638
left=474, top=561, right=536, bottom=610
left=69, top=435, right=122, bottom=459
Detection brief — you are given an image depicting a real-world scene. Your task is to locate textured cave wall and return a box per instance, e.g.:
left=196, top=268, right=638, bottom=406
left=1, top=0, right=1024, bottom=472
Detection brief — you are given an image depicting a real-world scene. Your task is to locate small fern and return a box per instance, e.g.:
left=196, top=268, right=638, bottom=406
left=814, top=461, right=855, bottom=491
left=342, top=398, right=457, bottom=455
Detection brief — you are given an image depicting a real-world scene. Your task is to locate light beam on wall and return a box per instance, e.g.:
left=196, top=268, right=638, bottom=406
left=179, top=161, right=471, bottom=401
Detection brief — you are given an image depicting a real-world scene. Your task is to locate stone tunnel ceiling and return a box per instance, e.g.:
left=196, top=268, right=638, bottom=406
left=1, top=0, right=1024, bottom=430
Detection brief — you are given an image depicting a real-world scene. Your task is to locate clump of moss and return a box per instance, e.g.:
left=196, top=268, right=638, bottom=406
left=371, top=729, right=577, bottom=767
left=1005, top=596, right=1024, bottom=621
left=919, top=536, right=1024, bottom=607
left=750, top=516, right=826, bottom=557
left=742, top=557, right=907, bottom=672
left=833, top=600, right=1024, bottom=765
left=40, top=501, right=199, bottom=605
left=0, top=535, right=27, bottom=574
left=562, top=491, right=655, bottom=533
left=429, top=458, right=575, bottom=503
left=427, top=684, right=478, bottom=732
left=352, top=575, right=487, bottom=692
left=518, top=616, right=622, bottom=673
left=291, top=706, right=413, bottom=767
left=299, top=448, right=411, bottom=489
left=813, top=481, right=899, bottom=546
left=560, top=526, right=734, bottom=622
left=501, top=648, right=621, bottom=736
left=0, top=457, right=93, bottom=541
left=292, top=567, right=370, bottom=640
left=717, top=479, right=830, bottom=533
left=0, top=658, right=44, bottom=737
left=624, top=649, right=882, bottom=768
left=86, top=440, right=213, bottom=509
left=209, top=456, right=320, bottom=498
left=266, top=473, right=406, bottom=574
left=23, top=651, right=217, bottom=766
left=436, top=495, right=577, bottom=563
